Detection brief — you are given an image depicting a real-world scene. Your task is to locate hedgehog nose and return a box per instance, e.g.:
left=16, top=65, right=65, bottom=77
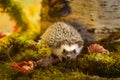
left=66, top=55, right=71, bottom=59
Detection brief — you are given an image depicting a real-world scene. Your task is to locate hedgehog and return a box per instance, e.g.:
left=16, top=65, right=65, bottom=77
left=39, top=22, right=84, bottom=61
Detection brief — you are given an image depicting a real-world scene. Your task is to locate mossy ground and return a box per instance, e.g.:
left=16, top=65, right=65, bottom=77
left=0, top=42, right=120, bottom=80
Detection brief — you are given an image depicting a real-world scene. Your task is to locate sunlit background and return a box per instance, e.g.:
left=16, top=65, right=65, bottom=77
left=0, top=0, right=41, bottom=34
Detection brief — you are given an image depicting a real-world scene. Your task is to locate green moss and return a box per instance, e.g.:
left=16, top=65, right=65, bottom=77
left=1, top=62, right=120, bottom=80
left=0, top=63, right=17, bottom=79
left=106, top=42, right=120, bottom=53
left=0, top=33, right=52, bottom=62
left=1, top=52, right=120, bottom=80
left=12, top=43, right=52, bottom=62
left=77, top=53, right=120, bottom=77
left=37, top=43, right=52, bottom=58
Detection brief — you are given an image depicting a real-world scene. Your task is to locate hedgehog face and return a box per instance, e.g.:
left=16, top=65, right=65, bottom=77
left=61, top=44, right=83, bottom=60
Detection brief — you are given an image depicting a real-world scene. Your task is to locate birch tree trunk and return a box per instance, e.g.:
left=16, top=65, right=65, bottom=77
left=40, top=0, right=120, bottom=45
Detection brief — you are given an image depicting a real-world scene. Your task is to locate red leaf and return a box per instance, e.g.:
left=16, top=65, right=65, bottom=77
left=87, top=44, right=108, bottom=54
left=13, top=26, right=19, bottom=33
left=11, top=61, right=35, bottom=74
left=12, top=62, right=21, bottom=70
left=0, top=33, right=6, bottom=38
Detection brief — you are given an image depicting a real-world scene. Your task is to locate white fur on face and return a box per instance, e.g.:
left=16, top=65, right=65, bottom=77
left=52, top=43, right=83, bottom=60
left=61, top=44, right=83, bottom=59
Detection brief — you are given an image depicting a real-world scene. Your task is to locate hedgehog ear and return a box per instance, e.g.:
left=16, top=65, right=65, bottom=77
left=76, top=41, right=83, bottom=47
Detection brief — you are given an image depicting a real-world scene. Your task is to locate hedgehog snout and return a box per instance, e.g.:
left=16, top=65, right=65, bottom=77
left=66, top=55, right=71, bottom=60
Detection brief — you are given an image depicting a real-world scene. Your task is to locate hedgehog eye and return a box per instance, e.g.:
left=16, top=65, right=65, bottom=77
left=63, top=49, right=66, bottom=53
left=73, top=49, right=76, bottom=53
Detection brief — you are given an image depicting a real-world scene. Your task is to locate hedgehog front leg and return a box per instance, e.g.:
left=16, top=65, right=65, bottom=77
left=52, top=48, right=63, bottom=62
left=58, top=55, right=63, bottom=62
